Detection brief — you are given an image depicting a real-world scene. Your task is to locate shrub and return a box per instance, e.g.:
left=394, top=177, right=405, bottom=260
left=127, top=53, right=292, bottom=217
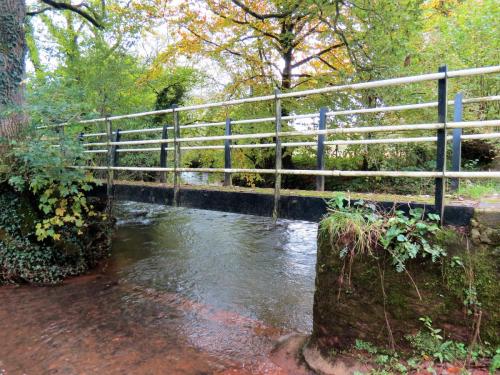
left=0, top=133, right=111, bottom=284
left=321, top=195, right=446, bottom=275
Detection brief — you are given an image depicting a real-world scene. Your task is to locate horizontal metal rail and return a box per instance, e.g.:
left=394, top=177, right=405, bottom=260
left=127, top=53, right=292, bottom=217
left=74, top=165, right=500, bottom=179
left=39, top=66, right=500, bottom=129
left=82, top=132, right=500, bottom=154
left=80, top=120, right=500, bottom=147
left=79, top=95, right=500, bottom=138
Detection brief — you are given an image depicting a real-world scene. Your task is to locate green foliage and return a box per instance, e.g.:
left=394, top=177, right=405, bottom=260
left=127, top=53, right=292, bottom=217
left=491, top=348, right=500, bottom=374
left=405, top=317, right=494, bottom=365
left=322, top=195, right=447, bottom=273
left=0, top=134, right=110, bottom=284
left=4, top=135, right=102, bottom=242
left=354, top=330, right=498, bottom=374
left=379, top=208, right=445, bottom=273
left=455, top=180, right=499, bottom=200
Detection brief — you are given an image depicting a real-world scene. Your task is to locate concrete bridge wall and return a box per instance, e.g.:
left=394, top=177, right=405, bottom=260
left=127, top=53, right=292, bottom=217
left=94, top=182, right=475, bottom=226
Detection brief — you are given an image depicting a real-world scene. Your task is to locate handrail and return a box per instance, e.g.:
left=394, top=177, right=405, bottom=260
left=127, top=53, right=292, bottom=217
left=79, top=120, right=500, bottom=147
left=81, top=132, right=500, bottom=154
left=75, top=165, right=500, bottom=179
left=38, top=66, right=500, bottom=129
left=78, top=95, right=500, bottom=138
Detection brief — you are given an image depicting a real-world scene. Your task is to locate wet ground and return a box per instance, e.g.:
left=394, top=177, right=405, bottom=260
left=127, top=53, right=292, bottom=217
left=0, top=202, right=318, bottom=374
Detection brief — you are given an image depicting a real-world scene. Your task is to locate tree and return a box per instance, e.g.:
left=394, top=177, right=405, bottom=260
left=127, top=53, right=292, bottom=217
left=0, top=0, right=28, bottom=139
left=0, top=0, right=102, bottom=139
left=160, top=0, right=355, bottom=93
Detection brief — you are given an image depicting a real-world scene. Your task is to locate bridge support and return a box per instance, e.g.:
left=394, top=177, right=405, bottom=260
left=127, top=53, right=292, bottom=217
left=435, top=65, right=448, bottom=225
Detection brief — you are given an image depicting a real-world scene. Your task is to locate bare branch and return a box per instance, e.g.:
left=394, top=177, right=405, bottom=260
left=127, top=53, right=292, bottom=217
left=184, top=27, right=243, bottom=57
left=230, top=0, right=301, bottom=20
left=27, top=7, right=52, bottom=16
left=291, top=43, right=344, bottom=68
left=318, top=56, right=338, bottom=71
left=39, top=0, right=103, bottom=28
left=207, top=4, right=282, bottom=44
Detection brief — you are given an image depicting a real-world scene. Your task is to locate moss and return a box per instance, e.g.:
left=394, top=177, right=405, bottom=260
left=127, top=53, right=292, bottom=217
left=311, top=213, right=499, bottom=356
left=443, top=244, right=499, bottom=344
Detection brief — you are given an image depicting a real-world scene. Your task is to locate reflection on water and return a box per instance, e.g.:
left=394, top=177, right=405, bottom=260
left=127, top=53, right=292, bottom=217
left=0, top=202, right=317, bottom=374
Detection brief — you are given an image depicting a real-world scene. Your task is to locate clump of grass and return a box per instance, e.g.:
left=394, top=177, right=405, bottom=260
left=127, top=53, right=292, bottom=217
left=320, top=207, right=382, bottom=258
left=456, top=180, right=499, bottom=199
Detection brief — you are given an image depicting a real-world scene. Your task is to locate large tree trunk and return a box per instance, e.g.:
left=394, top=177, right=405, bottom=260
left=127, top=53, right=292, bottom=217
left=0, top=0, right=27, bottom=139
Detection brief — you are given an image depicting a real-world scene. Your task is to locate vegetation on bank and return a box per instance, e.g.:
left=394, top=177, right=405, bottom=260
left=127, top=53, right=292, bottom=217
left=310, top=196, right=499, bottom=374
left=350, top=331, right=500, bottom=374
left=0, top=135, right=111, bottom=284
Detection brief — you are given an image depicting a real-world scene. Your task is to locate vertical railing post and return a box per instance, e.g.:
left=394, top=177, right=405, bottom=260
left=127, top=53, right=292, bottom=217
left=172, top=105, right=181, bottom=207
left=56, top=125, right=65, bottom=155
left=273, top=89, right=282, bottom=221
left=105, top=118, right=114, bottom=201
left=78, top=132, right=84, bottom=142
left=159, top=123, right=169, bottom=183
left=450, top=93, right=463, bottom=192
left=224, top=115, right=232, bottom=186
left=112, top=129, right=121, bottom=167
left=435, top=65, right=448, bottom=224
left=316, top=107, right=327, bottom=191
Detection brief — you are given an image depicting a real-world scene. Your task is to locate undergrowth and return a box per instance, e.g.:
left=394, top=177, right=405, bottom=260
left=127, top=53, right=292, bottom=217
left=0, top=134, right=112, bottom=284
left=351, top=316, right=499, bottom=374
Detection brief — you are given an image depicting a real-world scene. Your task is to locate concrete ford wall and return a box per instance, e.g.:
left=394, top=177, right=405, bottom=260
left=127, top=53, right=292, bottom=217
left=95, top=182, right=475, bottom=225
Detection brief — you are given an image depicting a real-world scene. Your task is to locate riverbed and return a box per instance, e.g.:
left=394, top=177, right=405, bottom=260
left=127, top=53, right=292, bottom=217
left=0, top=201, right=318, bottom=374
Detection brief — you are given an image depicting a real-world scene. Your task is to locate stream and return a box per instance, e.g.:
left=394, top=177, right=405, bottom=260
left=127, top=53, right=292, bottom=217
left=0, top=201, right=318, bottom=374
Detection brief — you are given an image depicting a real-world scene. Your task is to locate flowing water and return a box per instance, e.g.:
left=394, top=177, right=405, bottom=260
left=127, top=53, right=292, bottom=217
left=0, top=202, right=318, bottom=374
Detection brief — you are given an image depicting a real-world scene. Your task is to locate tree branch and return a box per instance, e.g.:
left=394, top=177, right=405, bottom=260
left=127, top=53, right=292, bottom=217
left=184, top=27, right=243, bottom=57
left=207, top=5, right=282, bottom=44
left=27, top=7, right=52, bottom=16
left=39, top=0, right=103, bottom=28
left=230, top=0, right=300, bottom=20
left=291, top=42, right=344, bottom=68
left=318, top=56, right=338, bottom=71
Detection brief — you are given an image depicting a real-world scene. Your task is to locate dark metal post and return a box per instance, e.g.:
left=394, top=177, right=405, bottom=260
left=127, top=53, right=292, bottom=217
left=160, top=123, right=169, bottom=183
left=112, top=129, right=121, bottom=167
left=172, top=105, right=181, bottom=207
left=56, top=126, right=65, bottom=155
left=105, top=119, right=114, bottom=200
left=450, top=93, right=463, bottom=192
left=435, top=66, right=448, bottom=224
left=272, top=89, right=282, bottom=221
left=78, top=132, right=84, bottom=142
left=224, top=115, right=232, bottom=186
left=316, top=107, right=327, bottom=191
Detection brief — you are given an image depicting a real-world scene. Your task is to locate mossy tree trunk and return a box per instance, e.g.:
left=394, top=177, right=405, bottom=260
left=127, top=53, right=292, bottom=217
left=0, top=0, right=27, bottom=139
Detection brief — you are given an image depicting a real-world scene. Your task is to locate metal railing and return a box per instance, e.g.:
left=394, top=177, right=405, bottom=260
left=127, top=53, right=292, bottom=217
left=43, top=65, right=500, bottom=222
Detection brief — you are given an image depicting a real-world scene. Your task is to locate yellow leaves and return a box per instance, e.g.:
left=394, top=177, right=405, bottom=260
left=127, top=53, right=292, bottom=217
left=55, top=207, right=66, bottom=217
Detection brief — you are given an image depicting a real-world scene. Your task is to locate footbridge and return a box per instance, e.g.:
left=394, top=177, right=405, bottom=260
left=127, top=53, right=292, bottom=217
left=41, top=65, right=500, bottom=225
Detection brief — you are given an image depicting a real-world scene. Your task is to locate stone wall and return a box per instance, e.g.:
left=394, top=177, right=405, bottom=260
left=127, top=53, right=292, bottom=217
left=470, top=208, right=500, bottom=247
left=308, top=216, right=499, bottom=360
